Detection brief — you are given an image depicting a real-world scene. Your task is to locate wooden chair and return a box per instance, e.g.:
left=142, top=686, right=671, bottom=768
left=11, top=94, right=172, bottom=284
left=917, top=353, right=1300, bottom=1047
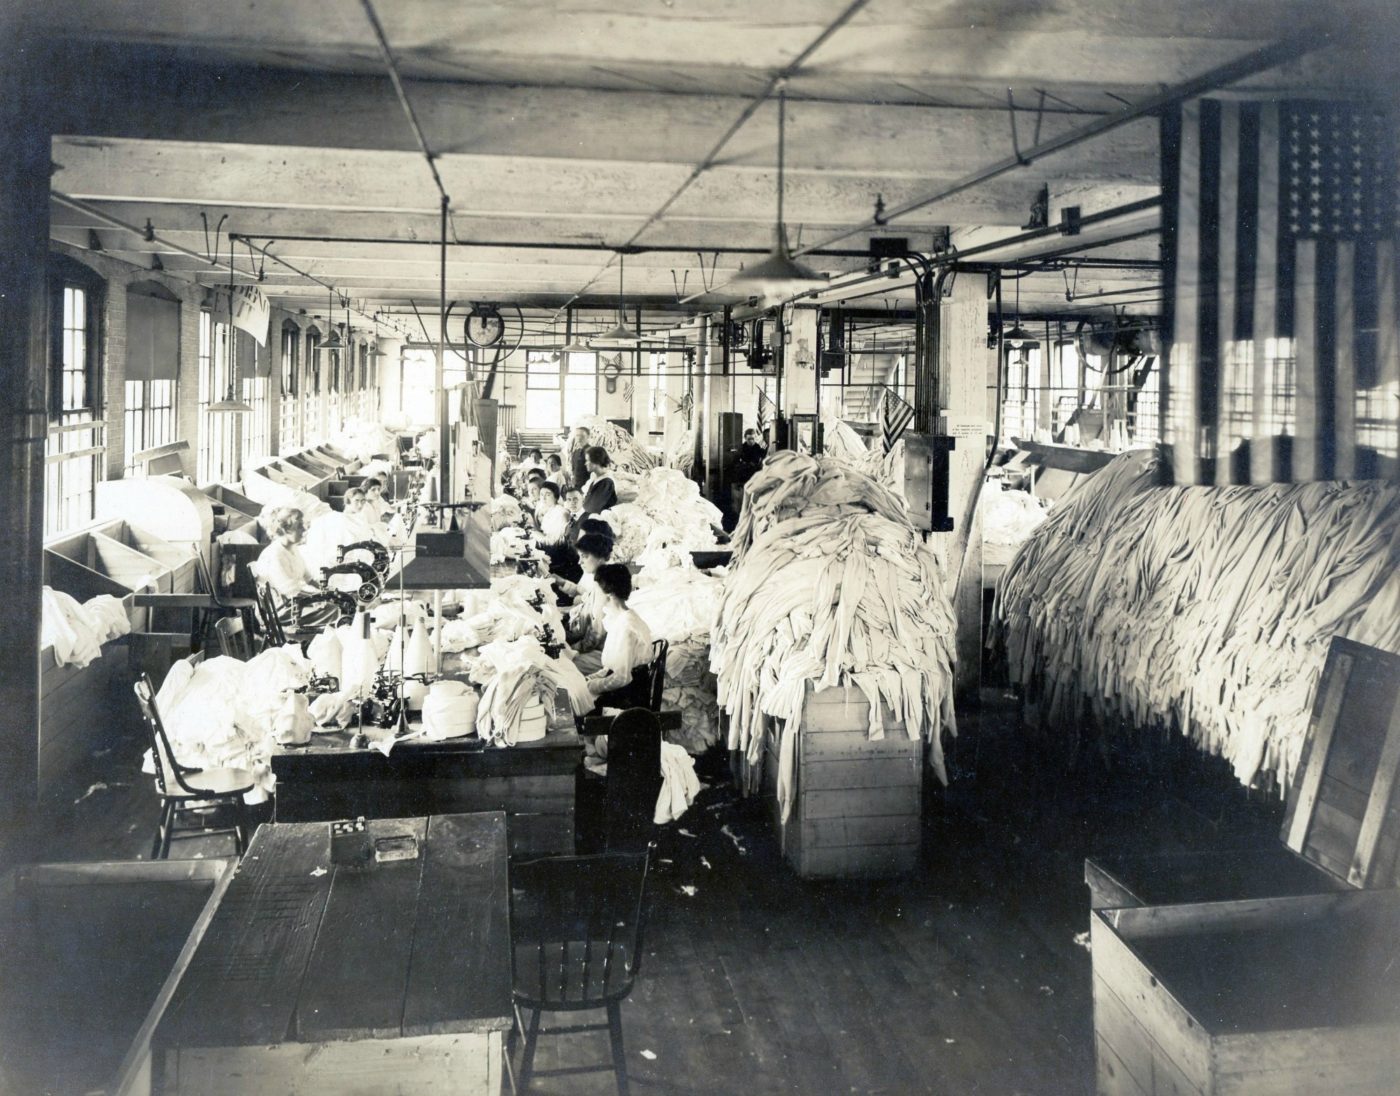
left=192, top=552, right=260, bottom=651
left=213, top=615, right=255, bottom=661
left=576, top=708, right=663, bottom=854
left=508, top=842, right=655, bottom=1096
left=133, top=673, right=253, bottom=860
left=253, top=580, right=288, bottom=648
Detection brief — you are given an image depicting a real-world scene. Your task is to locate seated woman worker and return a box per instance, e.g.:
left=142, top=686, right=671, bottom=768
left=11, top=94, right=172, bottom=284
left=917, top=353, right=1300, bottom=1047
left=557, top=533, right=612, bottom=664
left=253, top=506, right=341, bottom=628
left=583, top=563, right=655, bottom=710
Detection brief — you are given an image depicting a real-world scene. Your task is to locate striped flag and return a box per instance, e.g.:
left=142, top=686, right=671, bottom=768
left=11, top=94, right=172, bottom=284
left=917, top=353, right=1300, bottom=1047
left=1164, top=97, right=1400, bottom=485
left=880, top=386, right=915, bottom=454
left=756, top=387, right=775, bottom=431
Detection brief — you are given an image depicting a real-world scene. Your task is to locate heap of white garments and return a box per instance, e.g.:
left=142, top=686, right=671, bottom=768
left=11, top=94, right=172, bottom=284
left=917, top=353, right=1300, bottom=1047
left=711, top=453, right=959, bottom=821
left=41, top=588, right=132, bottom=668
left=565, top=416, right=659, bottom=475
left=467, top=635, right=593, bottom=745
left=488, top=494, right=524, bottom=531
left=982, top=486, right=1050, bottom=569
left=991, top=448, right=1400, bottom=792
left=597, top=466, right=722, bottom=562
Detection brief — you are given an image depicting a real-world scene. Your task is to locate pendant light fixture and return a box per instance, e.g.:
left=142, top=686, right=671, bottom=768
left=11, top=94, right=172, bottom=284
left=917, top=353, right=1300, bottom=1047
left=560, top=306, right=593, bottom=354
left=591, top=252, right=640, bottom=346
left=1003, top=270, right=1034, bottom=348
left=208, top=262, right=253, bottom=413
left=730, top=87, right=826, bottom=297
left=318, top=287, right=344, bottom=353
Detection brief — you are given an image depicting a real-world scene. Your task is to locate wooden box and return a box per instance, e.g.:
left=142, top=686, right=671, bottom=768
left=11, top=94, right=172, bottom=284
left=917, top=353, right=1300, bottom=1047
left=0, top=859, right=233, bottom=1096
left=765, top=685, right=922, bottom=878
left=1092, top=889, right=1400, bottom=1095
left=1086, top=638, right=1400, bottom=910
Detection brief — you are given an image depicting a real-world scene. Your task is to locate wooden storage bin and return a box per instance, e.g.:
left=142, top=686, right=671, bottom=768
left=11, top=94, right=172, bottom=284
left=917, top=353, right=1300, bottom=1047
left=1085, top=638, right=1400, bottom=911
left=765, top=685, right=922, bottom=878
left=1092, top=889, right=1400, bottom=1095
left=0, top=859, right=233, bottom=1096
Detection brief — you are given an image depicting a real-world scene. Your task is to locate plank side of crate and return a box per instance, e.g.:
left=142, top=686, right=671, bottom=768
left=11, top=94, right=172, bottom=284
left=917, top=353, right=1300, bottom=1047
left=1094, top=973, right=1204, bottom=1096
left=1090, top=913, right=1211, bottom=1086
left=1098, top=1035, right=1152, bottom=1096
left=801, top=784, right=920, bottom=820
left=1211, top=1029, right=1400, bottom=1095
left=163, top=1032, right=499, bottom=1096
left=803, top=755, right=920, bottom=790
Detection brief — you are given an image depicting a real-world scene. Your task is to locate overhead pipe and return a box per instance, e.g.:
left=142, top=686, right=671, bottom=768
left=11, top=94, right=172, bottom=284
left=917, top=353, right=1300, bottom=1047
left=51, top=192, right=406, bottom=335
left=792, top=32, right=1330, bottom=257
left=241, top=233, right=870, bottom=258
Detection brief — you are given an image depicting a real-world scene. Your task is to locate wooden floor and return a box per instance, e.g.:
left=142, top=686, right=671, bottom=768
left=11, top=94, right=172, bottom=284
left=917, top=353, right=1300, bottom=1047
left=4, top=690, right=1283, bottom=1096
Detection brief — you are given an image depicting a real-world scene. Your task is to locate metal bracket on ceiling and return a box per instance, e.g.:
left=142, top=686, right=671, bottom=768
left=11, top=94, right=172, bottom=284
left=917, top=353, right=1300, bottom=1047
left=200, top=212, right=229, bottom=267
left=671, top=268, right=690, bottom=304
left=873, top=194, right=888, bottom=226
left=696, top=251, right=720, bottom=294
left=245, top=238, right=267, bottom=282
left=1062, top=266, right=1080, bottom=302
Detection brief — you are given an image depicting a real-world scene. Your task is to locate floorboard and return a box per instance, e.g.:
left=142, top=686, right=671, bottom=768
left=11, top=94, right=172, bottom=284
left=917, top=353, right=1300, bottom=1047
left=2, top=690, right=1292, bottom=1095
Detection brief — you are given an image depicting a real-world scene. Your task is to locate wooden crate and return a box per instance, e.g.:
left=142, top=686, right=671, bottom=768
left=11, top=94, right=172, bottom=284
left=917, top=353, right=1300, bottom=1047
left=1085, top=638, right=1400, bottom=911
left=766, top=685, right=922, bottom=878
left=0, top=858, right=234, bottom=1096
left=1092, top=889, right=1400, bottom=1095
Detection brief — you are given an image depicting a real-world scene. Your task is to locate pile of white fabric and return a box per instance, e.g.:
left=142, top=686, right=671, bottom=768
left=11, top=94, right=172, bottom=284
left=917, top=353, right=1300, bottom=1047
left=149, top=645, right=314, bottom=801
left=466, top=636, right=592, bottom=745
left=991, top=448, right=1400, bottom=792
left=597, top=466, right=722, bottom=562
left=490, top=527, right=531, bottom=565
left=41, top=588, right=132, bottom=668
left=712, top=452, right=959, bottom=820
left=568, top=415, right=659, bottom=475
left=241, top=468, right=331, bottom=525
left=487, top=494, right=524, bottom=531
left=983, top=485, right=1049, bottom=569
left=819, top=411, right=906, bottom=498
left=665, top=426, right=697, bottom=474
left=631, top=558, right=725, bottom=753
left=440, top=575, right=565, bottom=650
left=329, top=419, right=397, bottom=467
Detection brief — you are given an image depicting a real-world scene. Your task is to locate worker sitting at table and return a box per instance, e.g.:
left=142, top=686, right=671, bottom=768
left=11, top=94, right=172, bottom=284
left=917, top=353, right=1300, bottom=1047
left=557, top=533, right=613, bottom=668
left=544, top=453, right=567, bottom=489
left=253, top=507, right=341, bottom=627
left=534, top=482, right=571, bottom=547
left=362, top=478, right=393, bottom=522
left=584, top=564, right=654, bottom=710
left=580, top=446, right=618, bottom=515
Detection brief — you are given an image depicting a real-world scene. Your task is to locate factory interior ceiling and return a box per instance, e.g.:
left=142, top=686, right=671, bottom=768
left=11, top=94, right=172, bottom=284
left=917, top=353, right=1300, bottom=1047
left=17, top=0, right=1400, bottom=336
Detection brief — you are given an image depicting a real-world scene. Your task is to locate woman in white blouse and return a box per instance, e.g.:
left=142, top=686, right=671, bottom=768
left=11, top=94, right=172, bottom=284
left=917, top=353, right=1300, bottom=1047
left=585, top=563, right=654, bottom=708
left=254, top=506, right=320, bottom=601
left=533, top=481, right=572, bottom=547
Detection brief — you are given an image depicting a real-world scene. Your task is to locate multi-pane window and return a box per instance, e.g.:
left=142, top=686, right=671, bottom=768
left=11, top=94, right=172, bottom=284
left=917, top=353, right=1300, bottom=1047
left=280, top=321, right=300, bottom=452
left=197, top=311, right=239, bottom=485
left=123, top=379, right=176, bottom=473
left=305, top=329, right=322, bottom=443
left=1000, top=345, right=1043, bottom=446
left=563, top=353, right=597, bottom=427
left=524, top=351, right=561, bottom=429
left=242, top=337, right=271, bottom=466
left=45, top=260, right=104, bottom=535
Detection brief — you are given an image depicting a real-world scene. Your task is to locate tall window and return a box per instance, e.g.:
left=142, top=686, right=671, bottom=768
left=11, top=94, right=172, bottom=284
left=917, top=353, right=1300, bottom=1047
left=524, top=351, right=561, bottom=428
left=647, top=352, right=666, bottom=433
left=1000, top=345, right=1043, bottom=446
left=123, top=380, right=176, bottom=473
left=305, top=328, right=322, bottom=443
left=46, top=260, right=105, bottom=534
left=280, top=320, right=300, bottom=452
left=242, top=339, right=271, bottom=466
left=197, top=311, right=239, bottom=485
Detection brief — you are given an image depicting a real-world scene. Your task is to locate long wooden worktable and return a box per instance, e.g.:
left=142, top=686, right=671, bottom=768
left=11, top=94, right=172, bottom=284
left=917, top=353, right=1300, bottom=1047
left=152, top=812, right=513, bottom=1096
left=271, top=726, right=583, bottom=855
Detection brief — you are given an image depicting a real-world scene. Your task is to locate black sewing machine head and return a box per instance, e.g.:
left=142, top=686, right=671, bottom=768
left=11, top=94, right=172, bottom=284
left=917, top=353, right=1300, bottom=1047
left=338, top=540, right=391, bottom=577
left=320, top=560, right=381, bottom=607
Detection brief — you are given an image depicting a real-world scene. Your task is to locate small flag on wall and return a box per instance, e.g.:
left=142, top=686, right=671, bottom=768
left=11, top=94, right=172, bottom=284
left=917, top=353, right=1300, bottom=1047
left=880, top=387, right=914, bottom=453
left=756, top=387, right=775, bottom=431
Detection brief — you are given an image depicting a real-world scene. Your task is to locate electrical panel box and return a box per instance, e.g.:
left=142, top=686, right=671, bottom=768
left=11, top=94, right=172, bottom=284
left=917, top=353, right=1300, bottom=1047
left=902, top=433, right=956, bottom=533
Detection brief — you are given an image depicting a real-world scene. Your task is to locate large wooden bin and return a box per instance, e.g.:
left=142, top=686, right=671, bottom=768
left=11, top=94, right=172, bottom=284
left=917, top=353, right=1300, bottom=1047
left=1092, top=889, right=1400, bottom=1095
left=1085, top=638, right=1400, bottom=911
left=764, top=685, right=922, bottom=878
left=0, top=859, right=234, bottom=1096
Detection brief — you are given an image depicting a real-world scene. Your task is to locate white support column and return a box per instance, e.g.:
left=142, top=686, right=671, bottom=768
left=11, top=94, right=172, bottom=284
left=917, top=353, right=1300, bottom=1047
left=935, top=273, right=991, bottom=700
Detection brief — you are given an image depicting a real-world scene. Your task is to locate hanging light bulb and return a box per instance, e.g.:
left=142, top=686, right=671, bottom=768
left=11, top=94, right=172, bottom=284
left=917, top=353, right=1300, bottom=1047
left=730, top=89, right=826, bottom=298
left=209, top=264, right=252, bottom=413
left=591, top=252, right=640, bottom=346
left=559, top=306, right=593, bottom=354
left=1003, top=270, right=1034, bottom=348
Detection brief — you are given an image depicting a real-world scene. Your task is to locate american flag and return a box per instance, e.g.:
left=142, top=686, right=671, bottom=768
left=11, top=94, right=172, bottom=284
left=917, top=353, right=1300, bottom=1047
left=880, top=387, right=914, bottom=454
left=1164, top=98, right=1399, bottom=485
left=756, top=387, right=775, bottom=431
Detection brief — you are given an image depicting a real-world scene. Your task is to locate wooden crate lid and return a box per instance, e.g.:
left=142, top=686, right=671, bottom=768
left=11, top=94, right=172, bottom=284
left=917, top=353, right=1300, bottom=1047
left=1281, top=638, right=1400, bottom=889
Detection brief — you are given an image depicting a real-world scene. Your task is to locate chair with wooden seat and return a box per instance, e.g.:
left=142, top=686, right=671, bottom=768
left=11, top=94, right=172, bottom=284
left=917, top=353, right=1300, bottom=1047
left=133, top=673, right=253, bottom=860
left=213, top=615, right=255, bottom=661
left=575, top=708, right=664, bottom=854
left=508, top=842, right=655, bottom=1096
left=191, top=551, right=260, bottom=651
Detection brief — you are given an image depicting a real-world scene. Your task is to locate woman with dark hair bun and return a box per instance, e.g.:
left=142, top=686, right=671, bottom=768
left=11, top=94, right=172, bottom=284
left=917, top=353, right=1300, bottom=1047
left=579, top=445, right=617, bottom=515
left=584, top=562, right=654, bottom=708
